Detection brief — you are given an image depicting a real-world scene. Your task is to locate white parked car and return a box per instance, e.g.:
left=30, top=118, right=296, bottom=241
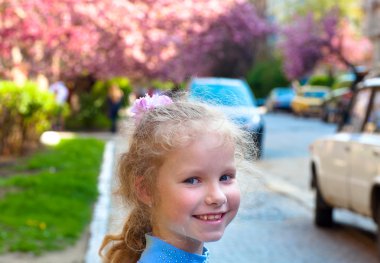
left=310, top=77, right=380, bottom=252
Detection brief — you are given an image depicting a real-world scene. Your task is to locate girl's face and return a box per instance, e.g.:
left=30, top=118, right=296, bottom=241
left=151, top=132, right=241, bottom=254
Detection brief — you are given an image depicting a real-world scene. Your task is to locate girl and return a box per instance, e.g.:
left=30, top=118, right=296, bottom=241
left=100, top=94, right=253, bottom=263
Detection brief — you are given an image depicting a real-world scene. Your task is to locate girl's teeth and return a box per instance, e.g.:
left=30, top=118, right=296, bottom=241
left=197, top=214, right=222, bottom=221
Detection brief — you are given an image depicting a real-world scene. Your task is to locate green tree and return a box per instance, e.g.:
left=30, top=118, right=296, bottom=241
left=246, top=58, right=290, bottom=98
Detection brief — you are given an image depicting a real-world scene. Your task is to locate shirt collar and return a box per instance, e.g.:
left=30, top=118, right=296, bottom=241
left=139, top=234, right=209, bottom=263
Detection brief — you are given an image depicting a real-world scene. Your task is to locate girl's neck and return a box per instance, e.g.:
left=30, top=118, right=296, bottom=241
left=152, top=231, right=204, bottom=255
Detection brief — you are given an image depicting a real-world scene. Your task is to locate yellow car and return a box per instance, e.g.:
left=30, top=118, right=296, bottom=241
left=291, top=86, right=330, bottom=116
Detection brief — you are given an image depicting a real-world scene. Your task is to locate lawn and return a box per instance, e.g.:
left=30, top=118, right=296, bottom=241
left=0, top=137, right=105, bottom=255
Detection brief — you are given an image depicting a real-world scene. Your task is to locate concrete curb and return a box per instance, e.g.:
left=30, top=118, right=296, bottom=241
left=85, top=141, right=115, bottom=263
left=263, top=177, right=314, bottom=210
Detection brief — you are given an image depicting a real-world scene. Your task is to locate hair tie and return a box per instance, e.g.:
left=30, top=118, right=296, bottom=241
left=131, top=94, right=173, bottom=124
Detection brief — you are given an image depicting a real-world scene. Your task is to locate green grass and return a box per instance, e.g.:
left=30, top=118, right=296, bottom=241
left=0, top=138, right=105, bottom=255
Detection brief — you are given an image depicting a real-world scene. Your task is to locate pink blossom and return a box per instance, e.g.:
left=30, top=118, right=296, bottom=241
left=131, top=94, right=173, bottom=124
left=280, top=9, right=372, bottom=80
left=0, top=0, right=271, bottom=82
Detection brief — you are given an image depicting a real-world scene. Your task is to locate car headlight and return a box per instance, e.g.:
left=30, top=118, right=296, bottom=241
left=243, top=114, right=262, bottom=131
left=251, top=114, right=261, bottom=124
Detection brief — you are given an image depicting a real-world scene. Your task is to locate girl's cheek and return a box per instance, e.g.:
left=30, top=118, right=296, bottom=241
left=235, top=190, right=241, bottom=208
left=227, top=185, right=241, bottom=208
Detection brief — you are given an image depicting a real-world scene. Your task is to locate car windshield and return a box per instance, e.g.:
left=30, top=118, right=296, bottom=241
left=189, top=82, right=256, bottom=107
left=275, top=88, right=295, bottom=96
left=303, top=91, right=328, bottom=98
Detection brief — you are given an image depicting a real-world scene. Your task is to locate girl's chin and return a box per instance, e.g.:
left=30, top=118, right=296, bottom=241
left=197, top=233, right=224, bottom=243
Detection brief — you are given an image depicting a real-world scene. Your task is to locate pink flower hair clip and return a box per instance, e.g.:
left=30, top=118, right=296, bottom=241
left=131, top=94, right=173, bottom=124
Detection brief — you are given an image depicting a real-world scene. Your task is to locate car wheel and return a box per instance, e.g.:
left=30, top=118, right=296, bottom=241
left=321, top=107, right=328, bottom=122
left=321, top=113, right=328, bottom=122
left=377, top=201, right=380, bottom=256
left=315, top=183, right=333, bottom=227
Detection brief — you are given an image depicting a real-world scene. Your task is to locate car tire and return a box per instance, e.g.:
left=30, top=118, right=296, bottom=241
left=315, top=183, right=333, bottom=227
left=321, top=112, right=328, bottom=122
left=377, top=202, right=380, bottom=256
left=321, top=105, right=328, bottom=122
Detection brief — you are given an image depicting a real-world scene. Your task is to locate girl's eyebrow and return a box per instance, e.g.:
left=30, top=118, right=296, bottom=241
left=175, top=168, right=203, bottom=177
left=224, top=168, right=237, bottom=174
left=175, top=166, right=237, bottom=177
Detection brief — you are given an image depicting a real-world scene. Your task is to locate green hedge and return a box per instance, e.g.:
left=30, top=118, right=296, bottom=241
left=308, top=74, right=335, bottom=87
left=65, top=76, right=132, bottom=130
left=246, top=58, right=290, bottom=98
left=0, top=81, right=58, bottom=156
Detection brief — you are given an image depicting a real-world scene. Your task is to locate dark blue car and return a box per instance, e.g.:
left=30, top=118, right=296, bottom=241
left=188, top=77, right=265, bottom=159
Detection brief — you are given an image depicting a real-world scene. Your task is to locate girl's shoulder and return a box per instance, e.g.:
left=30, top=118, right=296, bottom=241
left=138, top=235, right=209, bottom=263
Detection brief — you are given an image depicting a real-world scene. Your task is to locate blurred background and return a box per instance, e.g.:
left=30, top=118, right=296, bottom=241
left=0, top=0, right=377, bottom=138
left=1, top=0, right=380, bottom=262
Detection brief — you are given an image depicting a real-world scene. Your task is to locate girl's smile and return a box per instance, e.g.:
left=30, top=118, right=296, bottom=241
left=193, top=213, right=225, bottom=221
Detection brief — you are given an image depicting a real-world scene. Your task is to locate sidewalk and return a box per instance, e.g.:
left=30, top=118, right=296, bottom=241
left=105, top=132, right=130, bottom=235
left=84, top=124, right=130, bottom=263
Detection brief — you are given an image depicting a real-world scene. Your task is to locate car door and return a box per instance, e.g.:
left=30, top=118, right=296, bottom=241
left=327, top=88, right=373, bottom=208
left=317, top=133, right=351, bottom=208
left=349, top=88, right=380, bottom=216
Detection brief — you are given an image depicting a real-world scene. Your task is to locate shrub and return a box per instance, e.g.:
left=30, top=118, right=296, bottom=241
left=246, top=58, right=290, bottom=98
left=92, top=77, right=132, bottom=107
left=65, top=76, right=132, bottom=131
left=308, top=74, right=335, bottom=87
left=0, top=81, right=58, bottom=156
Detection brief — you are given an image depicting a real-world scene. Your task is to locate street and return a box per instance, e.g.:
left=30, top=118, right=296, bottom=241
left=206, top=112, right=379, bottom=263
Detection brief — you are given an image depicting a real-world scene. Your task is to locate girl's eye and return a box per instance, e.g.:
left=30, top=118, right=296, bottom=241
left=184, top=177, right=200, bottom=185
left=220, top=174, right=234, bottom=182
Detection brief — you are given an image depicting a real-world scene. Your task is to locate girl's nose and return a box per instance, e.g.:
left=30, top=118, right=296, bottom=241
left=205, top=185, right=227, bottom=206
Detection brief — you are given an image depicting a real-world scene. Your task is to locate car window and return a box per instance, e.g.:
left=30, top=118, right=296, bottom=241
left=303, top=91, right=328, bottom=98
left=189, top=83, right=256, bottom=107
left=346, top=89, right=371, bottom=133
left=364, top=90, right=380, bottom=133
left=275, top=88, right=294, bottom=96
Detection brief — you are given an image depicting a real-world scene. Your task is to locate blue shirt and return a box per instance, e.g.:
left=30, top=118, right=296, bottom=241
left=138, top=235, right=209, bottom=263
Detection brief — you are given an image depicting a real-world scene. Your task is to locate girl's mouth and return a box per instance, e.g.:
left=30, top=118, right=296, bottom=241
left=193, top=213, right=225, bottom=221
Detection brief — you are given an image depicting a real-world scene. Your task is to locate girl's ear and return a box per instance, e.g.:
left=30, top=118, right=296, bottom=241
left=135, top=176, right=152, bottom=206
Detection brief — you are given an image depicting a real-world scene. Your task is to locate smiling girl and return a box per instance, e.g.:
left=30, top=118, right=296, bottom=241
left=100, top=94, right=253, bottom=263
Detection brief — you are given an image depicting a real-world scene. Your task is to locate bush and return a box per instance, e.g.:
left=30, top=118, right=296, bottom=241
left=0, top=81, right=58, bottom=156
left=308, top=74, right=335, bottom=87
left=65, top=76, right=132, bottom=131
left=109, top=77, right=133, bottom=106
left=65, top=92, right=110, bottom=131
left=246, top=58, right=290, bottom=98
